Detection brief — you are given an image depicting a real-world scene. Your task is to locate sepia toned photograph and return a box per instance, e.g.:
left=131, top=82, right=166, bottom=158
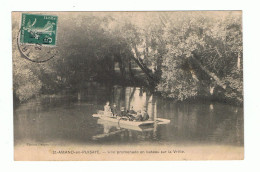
left=12, top=11, right=243, bottom=161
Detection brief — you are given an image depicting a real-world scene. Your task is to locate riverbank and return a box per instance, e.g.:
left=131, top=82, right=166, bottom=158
left=13, top=79, right=243, bottom=107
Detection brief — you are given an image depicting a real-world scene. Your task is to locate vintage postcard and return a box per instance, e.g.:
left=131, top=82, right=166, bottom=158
left=12, top=11, right=243, bottom=161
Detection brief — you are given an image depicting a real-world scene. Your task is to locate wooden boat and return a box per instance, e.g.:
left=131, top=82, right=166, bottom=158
left=92, top=114, right=154, bottom=126
left=92, top=111, right=171, bottom=126
left=97, top=119, right=154, bottom=132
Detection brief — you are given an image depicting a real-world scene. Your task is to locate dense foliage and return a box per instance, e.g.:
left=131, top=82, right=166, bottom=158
left=12, top=12, right=242, bottom=104
left=157, top=12, right=243, bottom=102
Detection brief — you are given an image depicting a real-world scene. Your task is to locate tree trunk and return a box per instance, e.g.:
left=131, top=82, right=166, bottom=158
left=188, top=62, right=199, bottom=82
left=128, top=87, right=136, bottom=110
left=128, top=58, right=135, bottom=79
left=118, top=56, right=126, bottom=79
left=130, top=45, right=158, bottom=85
left=191, top=55, right=226, bottom=89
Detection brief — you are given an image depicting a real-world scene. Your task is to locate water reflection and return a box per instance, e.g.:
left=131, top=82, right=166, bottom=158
left=92, top=119, right=155, bottom=140
left=14, top=82, right=243, bottom=146
left=110, top=86, right=158, bottom=121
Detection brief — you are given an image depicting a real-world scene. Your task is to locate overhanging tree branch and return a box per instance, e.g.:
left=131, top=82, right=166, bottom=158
left=128, top=45, right=158, bottom=84
left=191, top=54, right=227, bottom=89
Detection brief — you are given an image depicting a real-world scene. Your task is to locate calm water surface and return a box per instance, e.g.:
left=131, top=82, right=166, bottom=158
left=14, top=82, right=243, bottom=147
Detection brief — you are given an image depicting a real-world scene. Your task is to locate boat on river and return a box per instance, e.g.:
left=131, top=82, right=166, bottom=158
left=92, top=111, right=170, bottom=126
left=97, top=119, right=155, bottom=132
left=93, top=113, right=154, bottom=126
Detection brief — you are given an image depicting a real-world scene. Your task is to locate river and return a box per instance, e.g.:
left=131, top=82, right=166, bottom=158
left=14, top=82, right=243, bottom=148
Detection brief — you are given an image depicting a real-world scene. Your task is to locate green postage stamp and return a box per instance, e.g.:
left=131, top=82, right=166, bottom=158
left=20, top=13, right=58, bottom=46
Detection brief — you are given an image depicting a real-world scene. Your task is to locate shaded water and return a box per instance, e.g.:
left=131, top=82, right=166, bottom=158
left=14, top=82, right=243, bottom=147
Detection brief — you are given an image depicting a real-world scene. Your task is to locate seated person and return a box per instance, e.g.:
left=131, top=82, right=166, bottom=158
left=141, top=109, right=149, bottom=121
left=104, top=101, right=112, bottom=116
left=118, top=107, right=127, bottom=117
left=111, top=104, right=118, bottom=117
left=126, top=110, right=136, bottom=121
left=134, top=110, right=143, bottom=121
left=129, top=106, right=137, bottom=114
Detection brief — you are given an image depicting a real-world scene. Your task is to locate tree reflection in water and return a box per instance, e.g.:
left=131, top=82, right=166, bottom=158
left=93, top=85, right=243, bottom=145
left=14, top=83, right=243, bottom=146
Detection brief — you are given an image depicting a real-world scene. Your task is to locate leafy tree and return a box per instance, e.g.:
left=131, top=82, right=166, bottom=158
left=12, top=12, right=243, bottom=104
left=156, top=11, right=242, bottom=103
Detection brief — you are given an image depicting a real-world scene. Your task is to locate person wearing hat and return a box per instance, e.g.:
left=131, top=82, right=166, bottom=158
left=111, top=103, right=118, bottom=117
left=104, top=101, right=112, bottom=116
left=126, top=106, right=136, bottom=121
left=119, top=107, right=127, bottom=117
left=134, top=110, right=143, bottom=121
left=129, top=106, right=137, bottom=115
left=141, top=109, right=149, bottom=121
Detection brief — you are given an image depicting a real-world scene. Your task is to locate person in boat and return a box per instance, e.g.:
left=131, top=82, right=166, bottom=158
left=119, top=107, right=127, bottom=117
left=104, top=101, right=112, bottom=116
left=129, top=106, right=137, bottom=114
left=141, top=109, right=149, bottom=121
left=111, top=103, right=118, bottom=117
left=119, top=107, right=134, bottom=121
left=125, top=106, right=137, bottom=121
left=134, top=110, right=143, bottom=121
